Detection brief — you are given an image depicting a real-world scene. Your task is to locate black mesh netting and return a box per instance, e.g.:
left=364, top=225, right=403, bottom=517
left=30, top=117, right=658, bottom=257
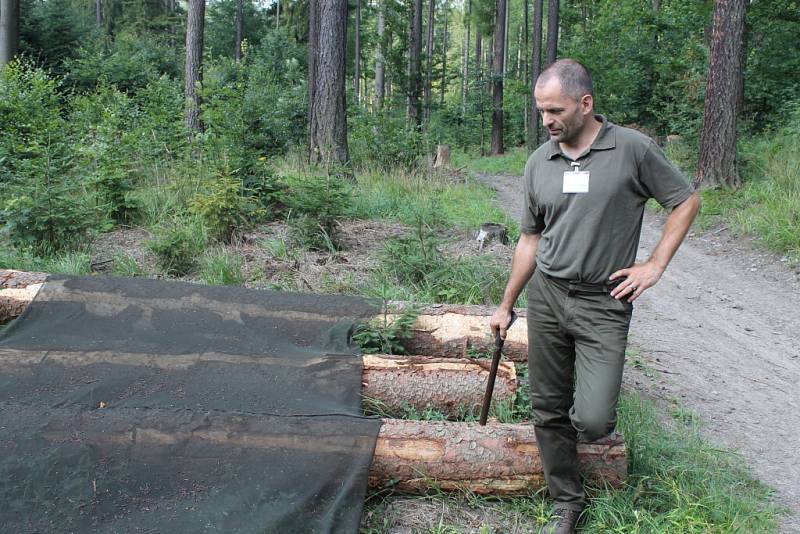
left=0, top=275, right=382, bottom=533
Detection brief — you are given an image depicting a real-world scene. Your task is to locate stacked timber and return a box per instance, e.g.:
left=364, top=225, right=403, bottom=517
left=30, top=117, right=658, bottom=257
left=0, top=269, right=627, bottom=494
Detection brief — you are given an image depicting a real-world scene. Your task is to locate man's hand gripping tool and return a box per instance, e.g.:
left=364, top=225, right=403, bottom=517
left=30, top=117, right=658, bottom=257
left=479, top=311, right=518, bottom=426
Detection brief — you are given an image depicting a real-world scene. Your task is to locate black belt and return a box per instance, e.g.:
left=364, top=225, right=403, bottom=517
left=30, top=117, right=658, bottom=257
left=540, top=271, right=623, bottom=296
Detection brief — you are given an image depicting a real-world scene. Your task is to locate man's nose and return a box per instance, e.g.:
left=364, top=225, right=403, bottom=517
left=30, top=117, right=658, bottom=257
left=542, top=113, right=553, bottom=127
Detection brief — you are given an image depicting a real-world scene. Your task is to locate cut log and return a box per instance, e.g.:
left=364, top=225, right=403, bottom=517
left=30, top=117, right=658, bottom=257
left=0, top=270, right=45, bottom=323
left=388, top=301, right=529, bottom=362
left=362, top=354, right=516, bottom=417
left=372, top=419, right=626, bottom=493
left=33, top=413, right=626, bottom=495
left=0, top=271, right=532, bottom=361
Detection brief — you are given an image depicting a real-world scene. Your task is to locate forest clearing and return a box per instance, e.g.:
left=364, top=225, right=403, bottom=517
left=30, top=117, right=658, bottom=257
left=2, top=0, right=799, bottom=532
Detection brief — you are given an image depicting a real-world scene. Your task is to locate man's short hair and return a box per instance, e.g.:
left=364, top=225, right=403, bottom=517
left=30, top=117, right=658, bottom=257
left=537, top=59, right=594, bottom=100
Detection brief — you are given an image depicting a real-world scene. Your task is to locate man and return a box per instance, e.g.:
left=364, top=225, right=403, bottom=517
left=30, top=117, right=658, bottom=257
left=489, top=59, right=700, bottom=534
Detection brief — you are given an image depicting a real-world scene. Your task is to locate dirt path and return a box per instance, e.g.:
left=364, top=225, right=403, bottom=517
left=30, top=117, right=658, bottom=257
left=479, top=173, right=800, bottom=533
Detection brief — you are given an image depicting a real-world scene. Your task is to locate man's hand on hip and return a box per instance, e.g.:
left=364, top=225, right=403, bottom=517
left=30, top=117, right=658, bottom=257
left=609, top=261, right=665, bottom=302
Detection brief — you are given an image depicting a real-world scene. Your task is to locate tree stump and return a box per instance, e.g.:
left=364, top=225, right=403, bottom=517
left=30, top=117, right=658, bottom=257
left=433, top=144, right=451, bottom=168
left=476, top=223, right=509, bottom=250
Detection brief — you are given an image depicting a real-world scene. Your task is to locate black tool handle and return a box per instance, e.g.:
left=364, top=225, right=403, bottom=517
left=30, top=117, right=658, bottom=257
left=479, top=311, right=517, bottom=426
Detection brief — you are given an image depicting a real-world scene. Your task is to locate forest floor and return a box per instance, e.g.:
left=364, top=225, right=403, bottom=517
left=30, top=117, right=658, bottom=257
left=80, top=170, right=800, bottom=532
left=480, top=172, right=800, bottom=533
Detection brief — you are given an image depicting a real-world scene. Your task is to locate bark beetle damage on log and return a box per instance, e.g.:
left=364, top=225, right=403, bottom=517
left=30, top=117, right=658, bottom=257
left=37, top=417, right=626, bottom=495
left=362, top=354, right=516, bottom=416
left=387, top=301, right=529, bottom=362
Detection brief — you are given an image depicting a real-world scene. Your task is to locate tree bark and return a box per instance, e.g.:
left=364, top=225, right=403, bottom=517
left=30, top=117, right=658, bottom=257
left=491, top=0, right=507, bottom=155
left=308, top=0, right=351, bottom=169
left=0, top=0, right=20, bottom=67
left=372, top=419, right=627, bottom=493
left=424, top=0, right=435, bottom=122
left=96, top=0, right=104, bottom=27
left=545, top=0, right=559, bottom=66
left=529, top=0, right=544, bottom=151
left=696, top=0, right=746, bottom=188
left=354, top=0, right=362, bottom=104
left=523, top=0, right=530, bottom=141
left=362, top=354, right=516, bottom=417
left=440, top=2, right=447, bottom=107
left=184, top=0, right=206, bottom=133
left=461, top=0, right=471, bottom=122
left=408, top=0, right=424, bottom=126
left=234, top=0, right=244, bottom=62
left=375, top=0, right=386, bottom=111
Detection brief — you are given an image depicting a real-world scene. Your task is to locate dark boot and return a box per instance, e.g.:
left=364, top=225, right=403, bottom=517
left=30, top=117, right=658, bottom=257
left=538, top=507, right=582, bottom=534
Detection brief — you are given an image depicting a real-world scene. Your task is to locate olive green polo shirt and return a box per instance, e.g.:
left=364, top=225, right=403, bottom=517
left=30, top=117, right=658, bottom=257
left=521, top=115, right=695, bottom=284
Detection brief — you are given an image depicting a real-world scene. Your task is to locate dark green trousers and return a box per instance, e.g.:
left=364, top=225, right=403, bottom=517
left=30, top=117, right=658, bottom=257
left=527, top=269, right=632, bottom=511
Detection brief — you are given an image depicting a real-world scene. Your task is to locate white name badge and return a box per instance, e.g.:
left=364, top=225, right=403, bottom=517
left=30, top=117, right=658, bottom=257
left=563, top=171, right=590, bottom=193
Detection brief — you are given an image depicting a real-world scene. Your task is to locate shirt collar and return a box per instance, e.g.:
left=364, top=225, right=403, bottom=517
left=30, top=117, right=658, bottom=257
left=546, top=114, right=616, bottom=160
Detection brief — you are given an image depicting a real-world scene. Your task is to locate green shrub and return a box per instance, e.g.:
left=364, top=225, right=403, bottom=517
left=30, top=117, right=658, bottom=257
left=353, top=307, right=419, bottom=355
left=146, top=219, right=208, bottom=276
left=280, top=174, right=352, bottom=251
left=381, top=220, right=443, bottom=286
left=187, top=169, right=264, bottom=243
left=348, top=109, right=429, bottom=171
left=199, top=248, right=245, bottom=286
left=70, top=80, right=140, bottom=224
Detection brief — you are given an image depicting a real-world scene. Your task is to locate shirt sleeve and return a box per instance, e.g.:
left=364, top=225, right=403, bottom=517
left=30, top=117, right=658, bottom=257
left=638, top=140, right=695, bottom=209
left=520, top=158, right=545, bottom=234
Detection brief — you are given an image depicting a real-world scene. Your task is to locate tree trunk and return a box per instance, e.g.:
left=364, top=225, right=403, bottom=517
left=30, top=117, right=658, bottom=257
left=491, top=0, right=507, bottom=155
left=424, top=0, right=435, bottom=122
left=375, top=0, right=386, bottom=111
left=184, top=0, right=206, bottom=133
left=696, top=0, right=746, bottom=189
left=461, top=0, right=471, bottom=122
left=545, top=0, right=559, bottom=66
left=528, top=0, right=544, bottom=151
left=0, top=0, right=20, bottom=67
left=503, top=0, right=510, bottom=76
left=523, top=0, right=530, bottom=143
left=354, top=0, right=362, bottom=104
left=96, top=0, right=104, bottom=27
left=408, top=0, right=424, bottom=126
left=308, top=0, right=351, bottom=169
left=275, top=0, right=280, bottom=28
left=440, top=2, right=447, bottom=107
left=234, top=0, right=244, bottom=62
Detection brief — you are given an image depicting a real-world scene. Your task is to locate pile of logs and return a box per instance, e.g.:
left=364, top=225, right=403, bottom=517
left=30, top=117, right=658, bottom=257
left=0, top=270, right=627, bottom=495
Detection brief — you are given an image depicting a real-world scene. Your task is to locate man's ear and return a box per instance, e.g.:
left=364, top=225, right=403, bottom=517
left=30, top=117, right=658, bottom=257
left=580, top=94, right=594, bottom=115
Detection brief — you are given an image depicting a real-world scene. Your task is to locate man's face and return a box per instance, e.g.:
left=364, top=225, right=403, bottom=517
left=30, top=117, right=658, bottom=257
left=534, top=78, right=591, bottom=144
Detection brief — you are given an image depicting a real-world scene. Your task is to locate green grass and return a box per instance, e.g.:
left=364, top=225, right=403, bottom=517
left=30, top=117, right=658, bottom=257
left=453, top=147, right=530, bottom=176
left=199, top=248, right=245, bottom=286
left=349, top=167, right=515, bottom=232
